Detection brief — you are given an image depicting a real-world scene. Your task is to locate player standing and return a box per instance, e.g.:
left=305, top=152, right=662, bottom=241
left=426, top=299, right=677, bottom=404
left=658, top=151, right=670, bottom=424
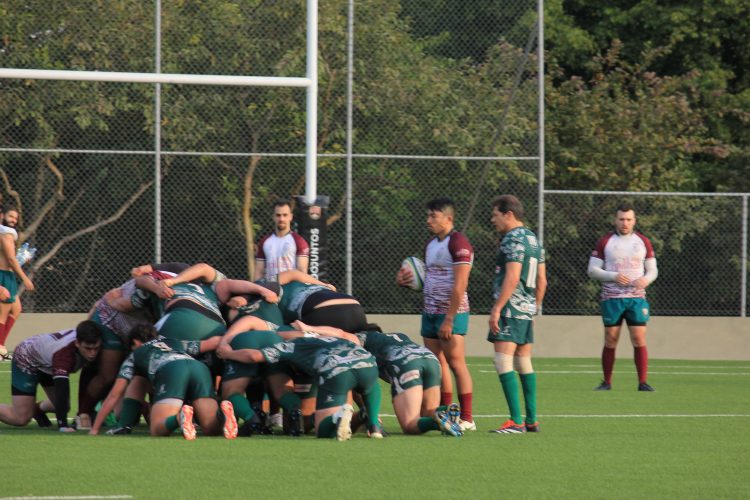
left=255, top=199, right=310, bottom=280
left=588, top=203, right=658, bottom=391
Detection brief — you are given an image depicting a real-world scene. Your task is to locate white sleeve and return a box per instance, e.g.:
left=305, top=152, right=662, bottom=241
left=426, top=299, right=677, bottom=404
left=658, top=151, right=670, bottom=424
left=642, top=258, right=658, bottom=285
left=587, top=256, right=618, bottom=281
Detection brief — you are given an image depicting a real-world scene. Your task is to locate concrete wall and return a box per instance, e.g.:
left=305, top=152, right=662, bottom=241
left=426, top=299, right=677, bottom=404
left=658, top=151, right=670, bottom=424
left=5, top=313, right=749, bottom=360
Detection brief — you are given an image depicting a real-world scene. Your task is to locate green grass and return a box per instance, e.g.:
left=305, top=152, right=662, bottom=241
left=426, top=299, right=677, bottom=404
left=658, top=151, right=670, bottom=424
left=2, top=357, right=749, bottom=499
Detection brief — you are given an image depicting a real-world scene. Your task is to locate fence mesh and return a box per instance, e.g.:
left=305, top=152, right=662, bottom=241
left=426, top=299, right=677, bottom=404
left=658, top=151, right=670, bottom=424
left=2, top=1, right=747, bottom=316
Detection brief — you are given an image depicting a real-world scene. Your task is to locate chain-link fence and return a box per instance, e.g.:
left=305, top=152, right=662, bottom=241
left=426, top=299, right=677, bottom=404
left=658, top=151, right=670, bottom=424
left=2, top=1, right=747, bottom=317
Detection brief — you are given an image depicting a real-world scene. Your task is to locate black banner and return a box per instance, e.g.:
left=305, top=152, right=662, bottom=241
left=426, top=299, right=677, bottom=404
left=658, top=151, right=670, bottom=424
left=293, top=195, right=329, bottom=281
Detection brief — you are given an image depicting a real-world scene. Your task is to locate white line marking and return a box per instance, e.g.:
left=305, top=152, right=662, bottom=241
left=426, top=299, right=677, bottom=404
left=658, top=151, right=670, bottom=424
left=379, top=413, right=750, bottom=419
left=468, top=363, right=750, bottom=369
left=478, top=370, right=750, bottom=375
left=0, top=496, right=133, bottom=500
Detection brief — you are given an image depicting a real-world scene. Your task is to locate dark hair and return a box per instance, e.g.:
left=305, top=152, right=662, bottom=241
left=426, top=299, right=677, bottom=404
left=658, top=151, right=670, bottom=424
left=128, top=323, right=159, bottom=345
left=426, top=197, right=455, bottom=217
left=75, top=320, right=103, bottom=344
left=2, top=203, right=18, bottom=214
left=273, top=198, right=292, bottom=210
left=615, top=202, right=635, bottom=214
left=491, top=195, right=525, bottom=221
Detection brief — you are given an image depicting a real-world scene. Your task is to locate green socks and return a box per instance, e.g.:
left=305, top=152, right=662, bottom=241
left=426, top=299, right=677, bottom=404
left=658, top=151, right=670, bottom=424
left=316, top=415, right=336, bottom=438
left=164, top=414, right=179, bottom=432
left=417, top=417, right=440, bottom=433
left=499, top=371, right=523, bottom=425
left=361, top=386, right=382, bottom=427
left=519, top=372, right=537, bottom=424
left=228, top=393, right=255, bottom=423
left=117, top=398, right=142, bottom=428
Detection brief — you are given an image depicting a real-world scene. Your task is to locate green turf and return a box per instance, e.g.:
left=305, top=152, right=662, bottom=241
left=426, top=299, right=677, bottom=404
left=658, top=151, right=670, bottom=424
left=1, top=357, right=748, bottom=499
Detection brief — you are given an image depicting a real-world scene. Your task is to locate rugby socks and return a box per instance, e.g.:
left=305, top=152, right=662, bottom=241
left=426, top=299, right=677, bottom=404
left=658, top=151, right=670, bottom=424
left=499, top=372, right=523, bottom=425
left=316, top=416, right=336, bottom=438
left=278, top=391, right=302, bottom=413
left=117, top=398, right=142, bottom=428
left=440, top=392, right=453, bottom=406
left=164, top=414, right=180, bottom=432
left=417, top=417, right=440, bottom=433
left=519, top=372, right=537, bottom=424
left=0, top=316, right=15, bottom=346
left=228, top=393, right=255, bottom=423
left=458, top=393, right=473, bottom=422
left=634, top=346, right=649, bottom=384
left=602, top=347, right=616, bottom=385
left=362, top=388, right=382, bottom=428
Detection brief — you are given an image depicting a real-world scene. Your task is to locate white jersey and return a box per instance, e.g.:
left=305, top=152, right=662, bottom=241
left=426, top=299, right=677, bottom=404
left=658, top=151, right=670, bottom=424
left=13, top=329, right=83, bottom=378
left=422, top=231, right=473, bottom=314
left=256, top=231, right=310, bottom=279
left=591, top=231, right=656, bottom=300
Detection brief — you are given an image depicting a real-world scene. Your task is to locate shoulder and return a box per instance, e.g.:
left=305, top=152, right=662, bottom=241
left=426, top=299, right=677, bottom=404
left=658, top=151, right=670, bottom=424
left=634, top=232, right=656, bottom=256
left=447, top=231, right=474, bottom=255
left=290, top=232, right=310, bottom=250
left=592, top=232, right=615, bottom=257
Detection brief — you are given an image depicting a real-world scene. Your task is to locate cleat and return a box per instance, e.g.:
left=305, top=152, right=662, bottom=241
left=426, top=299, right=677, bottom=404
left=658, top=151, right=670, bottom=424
left=458, top=419, right=477, bottom=432
left=447, top=403, right=461, bottom=424
left=490, top=420, right=526, bottom=434
left=594, top=381, right=612, bottom=391
left=335, top=404, right=354, bottom=441
left=288, top=408, right=304, bottom=437
left=75, top=414, right=92, bottom=431
left=0, top=347, right=12, bottom=361
left=367, top=422, right=385, bottom=439
left=221, top=401, right=238, bottom=439
left=105, top=426, right=132, bottom=435
left=433, top=410, right=463, bottom=437
left=179, top=405, right=196, bottom=441
left=525, top=422, right=541, bottom=433
left=269, top=412, right=283, bottom=429
left=638, top=382, right=655, bottom=392
left=33, top=408, right=52, bottom=428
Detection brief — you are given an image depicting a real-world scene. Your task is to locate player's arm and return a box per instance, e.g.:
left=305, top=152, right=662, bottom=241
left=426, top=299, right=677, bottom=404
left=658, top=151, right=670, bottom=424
left=633, top=258, right=658, bottom=289
left=161, top=262, right=217, bottom=288
left=103, top=287, right=136, bottom=313
left=296, top=255, right=309, bottom=274
left=89, top=377, right=129, bottom=435
left=216, top=345, right=265, bottom=364
left=254, top=259, right=265, bottom=281
left=535, top=262, right=548, bottom=308
left=215, top=279, right=278, bottom=304
left=586, top=256, right=629, bottom=285
left=51, top=374, right=74, bottom=432
left=438, top=263, right=471, bottom=340
left=289, top=320, right=360, bottom=344
left=1, top=234, right=33, bottom=290
left=489, top=261, right=522, bottom=334
left=277, top=269, right=335, bottom=290
left=134, top=275, right=173, bottom=300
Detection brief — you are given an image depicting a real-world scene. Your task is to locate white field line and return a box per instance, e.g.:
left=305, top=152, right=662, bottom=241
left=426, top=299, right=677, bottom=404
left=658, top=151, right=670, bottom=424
left=379, top=413, right=750, bottom=419
left=468, top=363, right=750, bottom=369
left=478, top=370, right=750, bottom=375
left=0, top=496, right=132, bottom=500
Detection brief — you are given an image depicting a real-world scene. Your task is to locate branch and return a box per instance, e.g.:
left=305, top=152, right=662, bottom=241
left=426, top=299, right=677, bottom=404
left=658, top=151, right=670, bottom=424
left=20, top=157, right=65, bottom=242
left=28, top=180, right=154, bottom=277
left=0, top=168, right=22, bottom=210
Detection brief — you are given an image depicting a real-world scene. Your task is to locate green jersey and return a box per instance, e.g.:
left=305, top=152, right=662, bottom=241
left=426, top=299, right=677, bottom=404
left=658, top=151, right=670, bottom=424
left=356, top=331, right=438, bottom=381
left=278, top=281, right=329, bottom=323
left=260, top=336, right=376, bottom=382
left=117, top=337, right=202, bottom=382
left=132, top=282, right=224, bottom=323
left=493, top=226, right=544, bottom=321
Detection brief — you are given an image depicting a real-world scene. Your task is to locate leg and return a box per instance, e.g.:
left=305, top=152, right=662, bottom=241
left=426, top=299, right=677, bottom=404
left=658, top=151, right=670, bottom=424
left=493, top=340, right=524, bottom=427
left=514, top=343, right=538, bottom=429
left=393, top=386, right=430, bottom=434
left=149, top=401, right=182, bottom=436
left=600, top=325, right=622, bottom=387
left=628, top=324, right=651, bottom=387
left=0, top=394, right=35, bottom=426
left=441, top=334, right=473, bottom=423
left=192, top=397, right=222, bottom=436
left=424, top=337, right=452, bottom=404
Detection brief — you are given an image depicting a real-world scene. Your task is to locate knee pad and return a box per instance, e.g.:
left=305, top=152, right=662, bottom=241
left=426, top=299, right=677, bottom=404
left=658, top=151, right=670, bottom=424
left=493, top=352, right=514, bottom=374
left=514, top=356, right=534, bottom=374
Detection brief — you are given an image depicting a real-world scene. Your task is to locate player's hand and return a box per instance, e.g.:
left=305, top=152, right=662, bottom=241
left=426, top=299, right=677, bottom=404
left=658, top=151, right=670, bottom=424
left=155, top=283, right=174, bottom=299
left=23, top=278, right=34, bottom=291
left=489, top=307, right=501, bottom=335
left=631, top=277, right=649, bottom=289
left=216, top=343, right=232, bottom=359
left=131, top=264, right=153, bottom=277
left=262, top=291, right=279, bottom=303
left=59, top=426, right=76, bottom=433
left=88, top=428, right=100, bottom=436
left=614, top=273, right=630, bottom=286
left=161, top=278, right=175, bottom=288
left=227, top=296, right=247, bottom=309
left=396, top=267, right=413, bottom=287
left=0, top=286, right=10, bottom=301
left=438, top=317, right=454, bottom=341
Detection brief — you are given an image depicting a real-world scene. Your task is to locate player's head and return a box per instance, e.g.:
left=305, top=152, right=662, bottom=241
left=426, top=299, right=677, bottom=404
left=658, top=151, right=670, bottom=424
left=614, top=202, right=636, bottom=235
left=426, top=197, right=455, bottom=236
left=491, top=195, right=525, bottom=232
left=128, top=323, right=159, bottom=349
left=272, top=198, right=293, bottom=234
left=1, top=203, right=20, bottom=228
left=75, top=320, right=104, bottom=362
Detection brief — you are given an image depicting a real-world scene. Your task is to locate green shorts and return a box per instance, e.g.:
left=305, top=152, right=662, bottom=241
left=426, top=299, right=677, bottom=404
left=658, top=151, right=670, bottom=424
left=420, top=312, right=469, bottom=339
left=223, top=331, right=283, bottom=381
left=157, top=308, right=226, bottom=341
left=600, top=298, right=650, bottom=327
left=11, top=360, right=53, bottom=396
left=0, top=269, right=18, bottom=304
left=316, top=365, right=379, bottom=410
left=487, top=316, right=534, bottom=344
left=91, top=311, right=127, bottom=352
left=152, top=359, right=216, bottom=402
left=387, top=356, right=441, bottom=397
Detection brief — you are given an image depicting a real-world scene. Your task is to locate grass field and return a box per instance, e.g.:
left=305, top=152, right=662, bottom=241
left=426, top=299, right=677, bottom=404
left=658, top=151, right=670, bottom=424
left=1, top=357, right=749, bottom=499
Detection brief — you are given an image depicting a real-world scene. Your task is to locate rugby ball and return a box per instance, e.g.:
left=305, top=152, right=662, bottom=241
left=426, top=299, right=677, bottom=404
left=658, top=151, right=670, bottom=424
left=401, top=256, right=426, bottom=291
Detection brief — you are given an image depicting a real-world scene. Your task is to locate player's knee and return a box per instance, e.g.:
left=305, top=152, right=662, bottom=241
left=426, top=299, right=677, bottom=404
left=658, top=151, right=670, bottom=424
left=514, top=356, right=533, bottom=374
left=493, top=352, right=514, bottom=374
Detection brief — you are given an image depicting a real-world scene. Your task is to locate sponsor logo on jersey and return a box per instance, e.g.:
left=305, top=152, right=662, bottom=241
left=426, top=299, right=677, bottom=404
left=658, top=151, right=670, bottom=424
left=157, top=384, right=167, bottom=395
left=325, top=394, right=334, bottom=403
